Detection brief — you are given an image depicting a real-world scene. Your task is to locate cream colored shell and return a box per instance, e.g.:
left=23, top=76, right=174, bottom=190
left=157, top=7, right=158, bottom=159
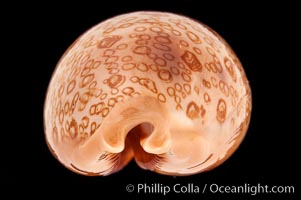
left=44, top=11, right=251, bottom=176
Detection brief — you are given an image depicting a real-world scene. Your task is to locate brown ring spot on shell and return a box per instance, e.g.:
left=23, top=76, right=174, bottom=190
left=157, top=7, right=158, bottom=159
left=186, top=102, right=200, bottom=120
left=216, top=98, right=227, bottom=123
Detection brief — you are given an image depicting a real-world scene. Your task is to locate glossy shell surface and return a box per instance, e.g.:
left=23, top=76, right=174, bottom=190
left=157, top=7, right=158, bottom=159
left=44, top=11, right=251, bottom=176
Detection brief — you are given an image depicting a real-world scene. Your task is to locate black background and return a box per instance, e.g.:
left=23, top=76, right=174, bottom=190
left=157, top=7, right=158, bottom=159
left=4, top=0, right=299, bottom=199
